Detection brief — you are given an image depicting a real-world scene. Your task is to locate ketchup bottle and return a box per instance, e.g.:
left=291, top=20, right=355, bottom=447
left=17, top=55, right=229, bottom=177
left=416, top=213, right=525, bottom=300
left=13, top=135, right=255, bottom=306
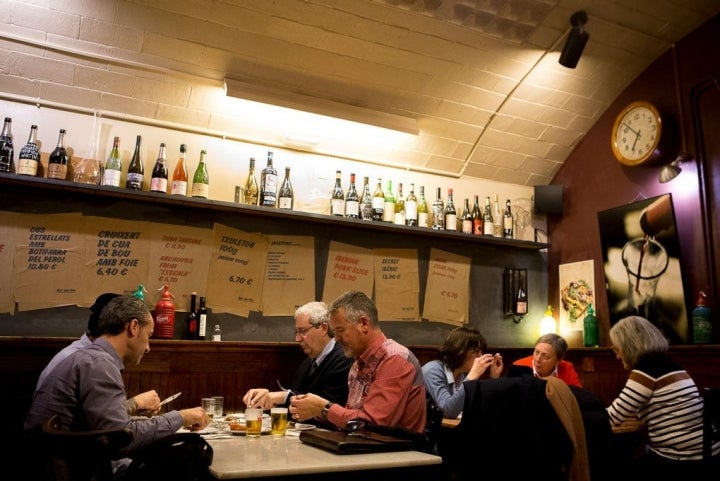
left=153, top=284, right=176, bottom=339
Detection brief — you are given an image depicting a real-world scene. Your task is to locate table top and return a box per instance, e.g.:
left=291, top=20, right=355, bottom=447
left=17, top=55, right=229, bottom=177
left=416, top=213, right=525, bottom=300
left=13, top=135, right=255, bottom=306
left=205, top=432, right=442, bottom=479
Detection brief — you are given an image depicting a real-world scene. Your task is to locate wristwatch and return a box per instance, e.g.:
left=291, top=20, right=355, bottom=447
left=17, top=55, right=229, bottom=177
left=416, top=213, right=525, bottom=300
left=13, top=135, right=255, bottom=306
left=320, top=401, right=334, bottom=419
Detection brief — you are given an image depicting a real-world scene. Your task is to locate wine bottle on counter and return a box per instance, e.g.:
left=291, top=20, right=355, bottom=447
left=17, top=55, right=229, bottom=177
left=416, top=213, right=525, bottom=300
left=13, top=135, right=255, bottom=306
left=278, top=166, right=294, bottom=209
left=472, top=195, right=482, bottom=235
left=417, top=186, right=428, bottom=228
left=150, top=142, right=168, bottom=193
left=191, top=149, right=209, bottom=198
left=243, top=157, right=259, bottom=206
left=259, top=151, right=277, bottom=207
left=503, top=199, right=514, bottom=239
left=125, top=135, right=144, bottom=190
left=47, top=129, right=69, bottom=181
left=185, top=292, right=198, bottom=340
left=103, top=136, right=122, bottom=187
left=0, top=117, right=13, bottom=174
left=330, top=170, right=344, bottom=216
left=405, top=183, right=418, bottom=226
left=345, top=172, right=359, bottom=218
left=492, top=194, right=503, bottom=238
left=197, top=296, right=208, bottom=341
left=170, top=144, right=188, bottom=195
left=371, top=177, right=384, bottom=221
left=482, top=196, right=494, bottom=236
left=444, top=188, right=457, bottom=231
left=431, top=187, right=444, bottom=230
left=461, top=198, right=473, bottom=234
left=17, top=124, right=40, bottom=177
left=360, top=176, right=373, bottom=221
left=393, top=183, right=405, bottom=226
left=382, top=179, right=395, bottom=223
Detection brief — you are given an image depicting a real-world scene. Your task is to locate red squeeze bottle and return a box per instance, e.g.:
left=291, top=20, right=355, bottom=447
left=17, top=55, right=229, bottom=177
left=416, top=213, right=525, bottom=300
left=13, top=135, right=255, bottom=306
left=153, top=284, right=176, bottom=339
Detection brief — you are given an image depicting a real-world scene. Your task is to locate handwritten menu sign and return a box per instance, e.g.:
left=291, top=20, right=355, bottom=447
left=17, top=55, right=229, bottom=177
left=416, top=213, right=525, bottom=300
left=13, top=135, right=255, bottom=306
left=207, top=223, right=267, bottom=317
left=322, top=241, right=373, bottom=303
left=373, top=248, right=420, bottom=321
left=423, top=248, right=470, bottom=326
left=80, top=216, right=150, bottom=306
left=13, top=213, right=84, bottom=310
left=0, top=212, right=26, bottom=313
left=262, top=235, right=315, bottom=316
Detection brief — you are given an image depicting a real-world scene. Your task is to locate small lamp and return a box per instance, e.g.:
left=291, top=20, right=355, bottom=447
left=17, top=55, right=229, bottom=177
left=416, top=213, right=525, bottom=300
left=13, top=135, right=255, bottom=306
left=539, top=305, right=557, bottom=335
left=558, top=11, right=589, bottom=69
left=659, top=152, right=690, bottom=183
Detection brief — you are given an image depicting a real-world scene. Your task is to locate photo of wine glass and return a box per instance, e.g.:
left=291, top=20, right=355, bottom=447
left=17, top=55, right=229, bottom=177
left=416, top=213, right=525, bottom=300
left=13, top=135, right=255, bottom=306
left=513, top=198, right=532, bottom=241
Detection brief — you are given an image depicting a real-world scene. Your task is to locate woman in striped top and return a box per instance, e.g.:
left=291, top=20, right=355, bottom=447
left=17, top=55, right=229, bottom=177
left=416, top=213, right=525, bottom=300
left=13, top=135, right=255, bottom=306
left=607, top=315, right=715, bottom=476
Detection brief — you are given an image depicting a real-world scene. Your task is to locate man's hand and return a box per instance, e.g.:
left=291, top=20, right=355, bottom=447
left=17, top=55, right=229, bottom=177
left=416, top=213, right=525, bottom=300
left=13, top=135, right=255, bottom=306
left=129, top=390, right=161, bottom=417
left=180, top=406, right=210, bottom=431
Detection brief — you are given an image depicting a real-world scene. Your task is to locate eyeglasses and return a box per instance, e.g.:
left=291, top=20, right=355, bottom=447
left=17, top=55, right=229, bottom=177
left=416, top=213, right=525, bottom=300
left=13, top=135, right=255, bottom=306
left=294, top=324, right=321, bottom=336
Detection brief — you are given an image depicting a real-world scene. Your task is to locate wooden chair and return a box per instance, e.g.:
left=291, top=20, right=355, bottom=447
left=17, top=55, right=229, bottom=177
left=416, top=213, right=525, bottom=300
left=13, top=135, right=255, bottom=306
left=702, top=387, right=720, bottom=463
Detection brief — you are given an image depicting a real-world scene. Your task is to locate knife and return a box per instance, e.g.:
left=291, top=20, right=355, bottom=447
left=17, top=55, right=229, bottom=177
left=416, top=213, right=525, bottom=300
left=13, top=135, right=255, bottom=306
left=159, top=392, right=181, bottom=407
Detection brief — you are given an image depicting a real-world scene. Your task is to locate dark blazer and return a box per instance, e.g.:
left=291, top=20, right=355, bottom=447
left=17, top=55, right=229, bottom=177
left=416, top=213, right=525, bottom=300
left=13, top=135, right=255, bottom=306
left=284, top=340, right=353, bottom=407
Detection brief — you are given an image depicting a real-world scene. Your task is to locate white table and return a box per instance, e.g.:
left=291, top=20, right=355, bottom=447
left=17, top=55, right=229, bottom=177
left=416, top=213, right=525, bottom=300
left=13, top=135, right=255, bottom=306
left=206, top=432, right=443, bottom=480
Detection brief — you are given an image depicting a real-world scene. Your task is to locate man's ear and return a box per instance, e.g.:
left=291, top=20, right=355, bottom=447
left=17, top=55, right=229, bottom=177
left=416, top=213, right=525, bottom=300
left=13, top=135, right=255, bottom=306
left=127, top=318, right=139, bottom=337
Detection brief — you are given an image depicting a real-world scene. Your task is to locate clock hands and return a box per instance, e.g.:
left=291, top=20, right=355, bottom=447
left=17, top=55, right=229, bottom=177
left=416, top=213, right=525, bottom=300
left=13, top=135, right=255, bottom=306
left=622, top=122, right=640, bottom=137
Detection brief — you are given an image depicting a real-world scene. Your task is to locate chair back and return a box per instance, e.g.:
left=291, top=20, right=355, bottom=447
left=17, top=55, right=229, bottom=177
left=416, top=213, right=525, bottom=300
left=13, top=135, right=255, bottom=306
left=702, top=387, right=720, bottom=462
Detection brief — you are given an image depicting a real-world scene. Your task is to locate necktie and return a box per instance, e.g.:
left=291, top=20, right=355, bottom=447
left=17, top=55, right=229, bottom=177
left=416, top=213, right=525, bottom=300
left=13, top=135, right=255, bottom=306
left=308, top=360, right=318, bottom=376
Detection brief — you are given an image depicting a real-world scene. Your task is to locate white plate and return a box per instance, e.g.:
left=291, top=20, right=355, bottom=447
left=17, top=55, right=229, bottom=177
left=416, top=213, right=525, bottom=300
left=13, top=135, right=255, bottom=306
left=289, top=423, right=315, bottom=431
left=223, top=425, right=271, bottom=435
left=225, top=413, right=270, bottom=420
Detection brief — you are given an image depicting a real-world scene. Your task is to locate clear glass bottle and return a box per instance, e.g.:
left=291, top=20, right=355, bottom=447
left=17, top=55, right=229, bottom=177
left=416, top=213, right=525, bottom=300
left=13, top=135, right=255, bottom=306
left=191, top=149, right=209, bottom=198
left=382, top=179, right=395, bottom=223
left=0, top=117, right=13, bottom=174
left=17, top=125, right=40, bottom=177
left=125, top=135, right=144, bottom=190
left=405, top=183, right=418, bottom=226
left=371, top=177, right=384, bottom=221
left=360, top=176, right=373, bottom=220
left=393, top=183, right=405, bottom=225
left=212, top=324, right=222, bottom=342
left=461, top=198, right=473, bottom=233
left=471, top=194, right=482, bottom=235
left=278, top=166, right=294, bottom=209
left=103, top=136, right=122, bottom=187
left=417, top=186, right=428, bottom=228
left=503, top=198, right=514, bottom=239
left=47, top=129, right=69, bottom=181
left=492, top=194, right=503, bottom=237
left=483, top=196, right=494, bottom=236
left=259, top=151, right=277, bottom=207
left=330, top=170, right=345, bottom=216
left=345, top=172, right=359, bottom=218
left=170, top=143, right=188, bottom=196
left=431, top=187, right=444, bottom=230
left=444, top=188, right=457, bottom=231
left=150, top=142, right=168, bottom=193
left=243, top=157, right=259, bottom=206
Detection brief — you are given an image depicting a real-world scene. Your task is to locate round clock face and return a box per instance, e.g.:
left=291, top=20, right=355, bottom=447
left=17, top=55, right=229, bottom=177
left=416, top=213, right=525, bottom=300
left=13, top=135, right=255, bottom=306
left=611, top=101, right=663, bottom=166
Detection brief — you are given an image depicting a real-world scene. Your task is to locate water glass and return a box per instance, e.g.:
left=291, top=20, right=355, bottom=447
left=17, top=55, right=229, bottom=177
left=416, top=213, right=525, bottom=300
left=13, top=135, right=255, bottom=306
left=270, top=407, right=288, bottom=436
left=212, top=396, right=224, bottom=419
left=201, top=397, right=215, bottom=420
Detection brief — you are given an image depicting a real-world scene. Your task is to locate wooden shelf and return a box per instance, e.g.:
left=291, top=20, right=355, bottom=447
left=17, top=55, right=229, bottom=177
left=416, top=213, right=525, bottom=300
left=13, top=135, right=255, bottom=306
left=0, top=173, right=549, bottom=250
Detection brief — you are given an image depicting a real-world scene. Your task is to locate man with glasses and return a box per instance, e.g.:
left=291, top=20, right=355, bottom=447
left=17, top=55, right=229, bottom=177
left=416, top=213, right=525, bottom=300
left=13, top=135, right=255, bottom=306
left=242, top=301, right=353, bottom=417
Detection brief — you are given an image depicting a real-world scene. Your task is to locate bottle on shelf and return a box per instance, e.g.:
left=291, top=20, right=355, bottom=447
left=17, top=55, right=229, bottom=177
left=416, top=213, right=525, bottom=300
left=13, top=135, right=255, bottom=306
left=191, top=149, right=209, bottom=198
left=125, top=135, right=144, bottom=190
left=277, top=166, right=294, bottom=209
left=212, top=324, right=222, bottom=342
left=185, top=292, right=198, bottom=340
left=431, top=187, right=444, bottom=230
left=515, top=287, right=528, bottom=315
left=0, top=117, right=13, bottom=174
left=416, top=186, right=428, bottom=228
left=382, top=179, right=395, bottom=223
left=360, top=176, right=373, bottom=221
left=471, top=194, right=482, bottom=235
left=405, top=183, right=418, bottom=226
left=17, top=124, right=40, bottom=177
left=47, top=129, right=70, bottom=181
left=153, top=284, right=176, bottom=339
left=102, top=136, right=122, bottom=187
left=197, top=296, right=208, bottom=341
left=344, top=172, right=359, bottom=218
left=503, top=198, right=514, bottom=239
left=259, top=151, right=278, bottom=207
left=492, top=194, right=503, bottom=237
left=170, top=143, right=188, bottom=196
left=150, top=142, right=168, bottom=194
left=243, top=157, right=259, bottom=206
left=482, top=196, right=494, bottom=236
left=583, top=303, right=599, bottom=347
left=692, top=290, right=713, bottom=344
left=461, top=198, right=473, bottom=234
left=371, top=177, right=385, bottom=221
left=393, top=183, right=405, bottom=226
left=444, top=188, right=457, bottom=231
left=330, top=170, right=345, bottom=216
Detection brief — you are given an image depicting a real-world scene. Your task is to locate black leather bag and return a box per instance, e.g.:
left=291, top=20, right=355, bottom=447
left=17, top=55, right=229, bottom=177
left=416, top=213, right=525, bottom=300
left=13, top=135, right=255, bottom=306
left=124, top=433, right=214, bottom=481
left=299, top=428, right=414, bottom=454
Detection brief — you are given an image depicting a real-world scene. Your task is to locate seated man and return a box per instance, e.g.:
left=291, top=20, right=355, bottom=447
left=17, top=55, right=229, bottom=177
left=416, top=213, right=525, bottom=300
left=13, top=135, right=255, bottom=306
left=509, top=333, right=582, bottom=387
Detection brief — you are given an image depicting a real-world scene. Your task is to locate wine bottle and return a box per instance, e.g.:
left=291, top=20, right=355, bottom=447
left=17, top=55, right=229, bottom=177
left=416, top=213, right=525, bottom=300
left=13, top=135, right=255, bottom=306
left=0, top=117, right=13, bottom=174
left=515, top=287, right=528, bottom=315
left=461, top=197, right=473, bottom=233
left=492, top=194, right=503, bottom=237
left=483, top=196, right=494, bottom=236
left=360, top=176, right=373, bottom=220
left=382, top=180, right=395, bottom=223
left=102, top=136, right=122, bottom=187
left=472, top=195, right=482, bottom=235
left=259, top=151, right=277, bottom=207
left=444, top=188, right=457, bottom=231
left=243, top=157, right=259, bottom=206
left=405, top=183, right=418, bottom=226
left=125, top=135, right=144, bottom=190
left=17, top=125, right=40, bottom=177
left=191, top=149, right=209, bottom=198
left=150, top=142, right=168, bottom=193
left=330, top=170, right=344, bottom=216
left=503, top=198, right=514, bottom=239
left=278, top=166, right=294, bottom=209
left=170, top=143, right=188, bottom=196
left=431, top=187, right=444, bottom=230
left=197, top=296, right=208, bottom=341
left=345, top=172, right=359, bottom=218
left=185, top=292, right=198, bottom=340
left=393, top=183, right=405, bottom=225
left=417, top=186, right=428, bottom=228
left=47, top=129, right=69, bottom=181
left=371, top=177, right=384, bottom=221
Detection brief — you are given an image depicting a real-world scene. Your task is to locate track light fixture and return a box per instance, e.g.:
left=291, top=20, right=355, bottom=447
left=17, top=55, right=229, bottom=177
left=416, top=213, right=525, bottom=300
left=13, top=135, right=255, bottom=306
left=659, top=152, right=691, bottom=183
left=559, top=11, right=589, bottom=69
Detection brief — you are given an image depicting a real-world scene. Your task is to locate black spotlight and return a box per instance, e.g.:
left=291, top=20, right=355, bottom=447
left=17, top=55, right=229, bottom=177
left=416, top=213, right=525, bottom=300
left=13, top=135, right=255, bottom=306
left=559, top=11, right=589, bottom=69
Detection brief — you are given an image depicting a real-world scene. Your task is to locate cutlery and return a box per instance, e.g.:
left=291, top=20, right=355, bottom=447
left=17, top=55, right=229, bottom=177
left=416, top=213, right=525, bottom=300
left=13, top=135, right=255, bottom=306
left=160, top=392, right=181, bottom=407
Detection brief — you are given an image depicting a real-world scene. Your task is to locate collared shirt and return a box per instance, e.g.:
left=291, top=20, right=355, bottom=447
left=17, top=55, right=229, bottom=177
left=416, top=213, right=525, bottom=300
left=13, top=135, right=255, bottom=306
left=314, top=338, right=336, bottom=367
left=36, top=333, right=92, bottom=389
left=422, top=359, right=466, bottom=418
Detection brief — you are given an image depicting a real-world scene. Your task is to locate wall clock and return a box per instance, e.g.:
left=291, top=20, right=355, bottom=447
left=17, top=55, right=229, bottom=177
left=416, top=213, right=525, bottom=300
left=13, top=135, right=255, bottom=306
left=610, top=100, right=663, bottom=166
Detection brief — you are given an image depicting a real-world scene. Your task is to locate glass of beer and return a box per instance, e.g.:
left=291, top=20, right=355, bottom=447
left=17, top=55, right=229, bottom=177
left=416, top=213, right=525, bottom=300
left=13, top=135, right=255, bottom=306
left=270, top=407, right=288, bottom=436
left=245, top=408, right=263, bottom=437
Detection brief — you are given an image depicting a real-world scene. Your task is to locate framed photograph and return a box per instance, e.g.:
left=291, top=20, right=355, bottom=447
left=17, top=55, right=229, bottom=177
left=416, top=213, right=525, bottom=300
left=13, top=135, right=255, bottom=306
left=597, top=194, right=688, bottom=343
left=558, top=260, right=595, bottom=346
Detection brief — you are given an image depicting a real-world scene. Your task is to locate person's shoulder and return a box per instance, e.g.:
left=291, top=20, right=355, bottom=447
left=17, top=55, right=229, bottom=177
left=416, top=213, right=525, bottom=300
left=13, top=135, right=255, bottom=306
left=513, top=355, right=533, bottom=366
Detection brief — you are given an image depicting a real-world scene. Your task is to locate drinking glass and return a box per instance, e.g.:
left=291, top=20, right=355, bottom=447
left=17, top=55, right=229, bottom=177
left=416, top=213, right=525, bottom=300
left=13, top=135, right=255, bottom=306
left=245, top=408, right=263, bottom=437
left=621, top=237, right=669, bottom=320
left=201, top=397, right=215, bottom=420
left=212, top=396, right=224, bottom=419
left=270, top=407, right=288, bottom=436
